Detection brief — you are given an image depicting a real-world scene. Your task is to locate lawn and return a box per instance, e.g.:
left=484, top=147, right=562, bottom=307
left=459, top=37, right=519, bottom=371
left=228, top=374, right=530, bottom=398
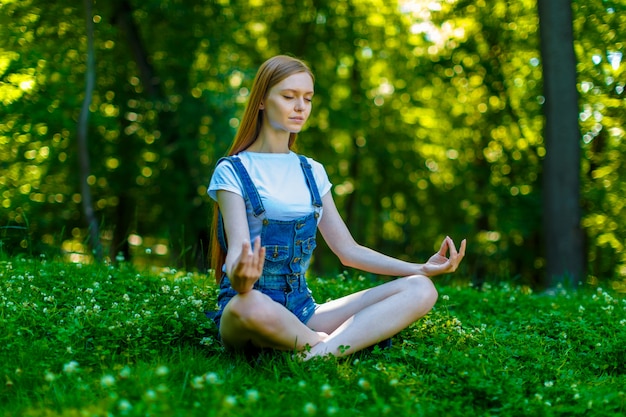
left=0, top=256, right=624, bottom=416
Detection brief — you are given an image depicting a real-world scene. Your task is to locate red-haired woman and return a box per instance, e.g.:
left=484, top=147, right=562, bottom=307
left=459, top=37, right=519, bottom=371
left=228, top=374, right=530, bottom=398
left=208, top=55, right=466, bottom=359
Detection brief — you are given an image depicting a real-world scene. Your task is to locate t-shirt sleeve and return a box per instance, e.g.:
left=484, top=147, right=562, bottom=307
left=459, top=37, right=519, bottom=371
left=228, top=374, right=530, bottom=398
left=207, top=160, right=244, bottom=201
left=309, top=158, right=333, bottom=197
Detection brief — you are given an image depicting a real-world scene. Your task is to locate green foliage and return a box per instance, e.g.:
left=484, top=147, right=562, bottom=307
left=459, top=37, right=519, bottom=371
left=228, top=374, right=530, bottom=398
left=1, top=258, right=625, bottom=416
left=0, top=0, right=625, bottom=286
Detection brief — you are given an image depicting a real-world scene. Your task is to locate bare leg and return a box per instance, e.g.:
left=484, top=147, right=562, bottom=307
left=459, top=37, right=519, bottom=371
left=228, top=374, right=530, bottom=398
left=219, top=289, right=325, bottom=351
left=304, top=275, right=437, bottom=358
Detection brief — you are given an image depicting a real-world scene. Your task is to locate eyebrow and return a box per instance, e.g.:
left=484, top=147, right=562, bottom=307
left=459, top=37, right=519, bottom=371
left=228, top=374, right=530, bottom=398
left=279, top=88, right=314, bottom=95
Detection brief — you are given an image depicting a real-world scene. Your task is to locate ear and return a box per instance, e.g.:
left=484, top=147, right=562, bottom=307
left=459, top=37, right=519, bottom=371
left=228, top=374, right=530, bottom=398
left=259, top=101, right=265, bottom=110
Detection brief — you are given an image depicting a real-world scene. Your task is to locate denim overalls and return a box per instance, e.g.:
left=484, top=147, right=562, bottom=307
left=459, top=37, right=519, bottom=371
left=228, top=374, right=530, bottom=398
left=212, top=154, right=322, bottom=330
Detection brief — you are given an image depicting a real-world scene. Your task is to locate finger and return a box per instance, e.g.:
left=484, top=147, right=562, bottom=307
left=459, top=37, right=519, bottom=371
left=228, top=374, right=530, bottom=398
left=446, top=236, right=458, bottom=258
left=251, top=236, right=264, bottom=269
left=438, top=237, right=449, bottom=256
left=241, top=239, right=252, bottom=255
left=252, top=236, right=262, bottom=256
left=459, top=239, right=467, bottom=258
left=256, top=246, right=266, bottom=271
left=237, top=240, right=252, bottom=267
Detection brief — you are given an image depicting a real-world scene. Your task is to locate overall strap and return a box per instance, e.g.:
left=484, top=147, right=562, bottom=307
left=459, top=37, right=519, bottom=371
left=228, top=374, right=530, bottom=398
left=216, top=156, right=265, bottom=217
left=297, top=155, right=323, bottom=208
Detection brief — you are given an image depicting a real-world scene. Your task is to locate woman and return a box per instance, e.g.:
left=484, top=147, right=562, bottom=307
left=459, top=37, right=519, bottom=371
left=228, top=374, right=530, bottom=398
left=208, top=55, right=466, bottom=359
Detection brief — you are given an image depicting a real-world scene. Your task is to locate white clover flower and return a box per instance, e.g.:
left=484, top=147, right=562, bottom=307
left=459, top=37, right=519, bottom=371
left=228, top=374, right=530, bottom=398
left=63, top=361, right=79, bottom=374
left=101, top=374, right=116, bottom=388
left=303, top=402, right=317, bottom=416
left=118, top=399, right=132, bottom=412
left=204, top=372, right=219, bottom=384
left=358, top=378, right=371, bottom=390
left=544, top=381, right=554, bottom=387
left=442, top=295, right=450, bottom=301
left=161, top=285, right=170, bottom=294
left=191, top=376, right=205, bottom=389
left=200, top=337, right=213, bottom=346
left=298, top=380, right=307, bottom=388
left=578, top=305, right=585, bottom=313
left=123, top=294, right=130, bottom=302
left=44, top=371, right=56, bottom=382
left=119, top=366, right=131, bottom=379
left=223, top=396, right=237, bottom=407
left=320, top=383, right=333, bottom=398
left=144, top=389, right=157, bottom=401
left=245, top=389, right=259, bottom=403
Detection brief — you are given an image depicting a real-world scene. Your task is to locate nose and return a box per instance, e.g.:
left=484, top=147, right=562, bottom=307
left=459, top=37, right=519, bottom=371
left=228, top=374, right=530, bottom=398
left=294, top=98, right=305, bottom=111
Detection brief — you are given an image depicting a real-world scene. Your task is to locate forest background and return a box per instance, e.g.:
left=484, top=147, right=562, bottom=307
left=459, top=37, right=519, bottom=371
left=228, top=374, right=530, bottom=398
left=0, top=0, right=624, bottom=290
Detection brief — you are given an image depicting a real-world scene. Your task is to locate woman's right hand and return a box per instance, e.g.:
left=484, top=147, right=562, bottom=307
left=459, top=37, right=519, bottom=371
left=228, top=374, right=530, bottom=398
left=228, top=236, right=266, bottom=294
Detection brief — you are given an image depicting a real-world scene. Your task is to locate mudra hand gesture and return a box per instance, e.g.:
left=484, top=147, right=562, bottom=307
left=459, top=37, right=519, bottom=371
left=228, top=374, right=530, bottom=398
left=230, top=236, right=266, bottom=294
left=422, top=236, right=466, bottom=277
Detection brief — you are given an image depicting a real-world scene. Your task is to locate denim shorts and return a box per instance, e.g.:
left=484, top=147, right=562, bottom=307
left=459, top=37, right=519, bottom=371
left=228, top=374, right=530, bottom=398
left=211, top=274, right=318, bottom=331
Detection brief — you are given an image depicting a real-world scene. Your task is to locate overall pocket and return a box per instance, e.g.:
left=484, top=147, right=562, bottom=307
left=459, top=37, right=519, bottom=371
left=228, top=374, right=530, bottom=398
left=263, top=245, right=290, bottom=274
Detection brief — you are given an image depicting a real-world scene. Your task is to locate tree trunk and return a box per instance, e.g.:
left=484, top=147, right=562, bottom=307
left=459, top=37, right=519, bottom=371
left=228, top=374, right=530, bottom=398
left=77, top=0, right=103, bottom=261
left=537, top=0, right=584, bottom=289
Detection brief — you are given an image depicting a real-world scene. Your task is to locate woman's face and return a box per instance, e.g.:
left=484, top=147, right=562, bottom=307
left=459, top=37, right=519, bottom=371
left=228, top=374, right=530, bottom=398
left=261, top=72, right=314, bottom=134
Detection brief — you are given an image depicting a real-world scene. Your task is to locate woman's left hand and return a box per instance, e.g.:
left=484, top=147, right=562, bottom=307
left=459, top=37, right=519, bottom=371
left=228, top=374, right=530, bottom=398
left=422, top=236, right=466, bottom=277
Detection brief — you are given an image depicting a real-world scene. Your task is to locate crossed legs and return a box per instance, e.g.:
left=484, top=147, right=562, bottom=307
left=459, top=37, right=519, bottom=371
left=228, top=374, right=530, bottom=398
left=219, top=275, right=438, bottom=358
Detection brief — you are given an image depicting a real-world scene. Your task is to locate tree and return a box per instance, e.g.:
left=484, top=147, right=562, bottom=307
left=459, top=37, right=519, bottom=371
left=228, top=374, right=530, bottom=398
left=537, top=0, right=585, bottom=288
left=0, top=0, right=623, bottom=287
left=77, top=0, right=102, bottom=260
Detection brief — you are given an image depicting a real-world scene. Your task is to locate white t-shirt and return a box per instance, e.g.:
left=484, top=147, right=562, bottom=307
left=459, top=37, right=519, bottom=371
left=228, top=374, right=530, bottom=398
left=208, top=151, right=332, bottom=241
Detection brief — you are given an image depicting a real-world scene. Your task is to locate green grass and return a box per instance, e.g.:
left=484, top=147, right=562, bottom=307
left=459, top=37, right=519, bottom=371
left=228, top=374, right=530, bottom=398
left=0, top=256, right=624, bottom=416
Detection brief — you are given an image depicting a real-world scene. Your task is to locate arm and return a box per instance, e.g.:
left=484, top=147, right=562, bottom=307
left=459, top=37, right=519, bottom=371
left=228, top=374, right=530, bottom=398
left=217, top=190, right=265, bottom=293
left=318, top=192, right=466, bottom=277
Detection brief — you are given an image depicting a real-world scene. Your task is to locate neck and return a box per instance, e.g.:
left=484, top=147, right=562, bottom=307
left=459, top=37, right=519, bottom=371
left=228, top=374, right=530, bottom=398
left=248, top=130, right=291, bottom=154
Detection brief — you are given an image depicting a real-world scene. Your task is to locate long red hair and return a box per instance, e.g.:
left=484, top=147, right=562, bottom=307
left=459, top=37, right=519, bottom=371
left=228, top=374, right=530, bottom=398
left=209, top=55, right=315, bottom=283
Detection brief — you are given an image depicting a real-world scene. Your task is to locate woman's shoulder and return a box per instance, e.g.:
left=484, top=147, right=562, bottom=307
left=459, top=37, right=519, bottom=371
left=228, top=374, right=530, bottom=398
left=301, top=154, right=327, bottom=173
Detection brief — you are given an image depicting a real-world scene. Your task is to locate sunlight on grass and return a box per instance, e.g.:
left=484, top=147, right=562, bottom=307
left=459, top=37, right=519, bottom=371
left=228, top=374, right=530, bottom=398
left=0, top=257, right=624, bottom=416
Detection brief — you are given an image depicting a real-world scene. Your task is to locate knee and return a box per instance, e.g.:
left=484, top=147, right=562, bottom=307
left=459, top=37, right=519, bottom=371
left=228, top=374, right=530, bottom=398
left=224, top=290, right=279, bottom=331
left=407, top=275, right=439, bottom=308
